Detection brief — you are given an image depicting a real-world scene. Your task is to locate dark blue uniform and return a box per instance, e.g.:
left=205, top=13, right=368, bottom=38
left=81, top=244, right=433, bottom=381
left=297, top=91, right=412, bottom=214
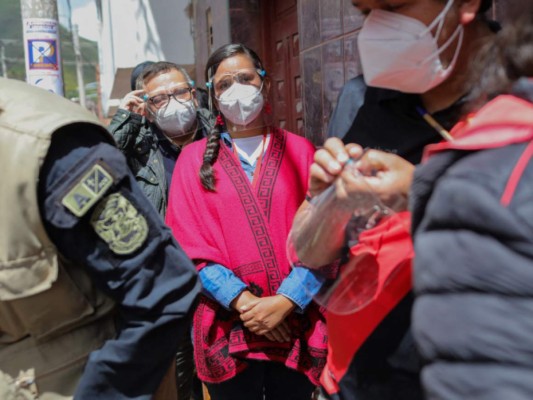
left=38, top=125, right=200, bottom=399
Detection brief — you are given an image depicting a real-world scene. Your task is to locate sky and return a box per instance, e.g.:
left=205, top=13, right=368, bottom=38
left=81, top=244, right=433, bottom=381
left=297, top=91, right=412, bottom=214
left=57, top=0, right=99, bottom=42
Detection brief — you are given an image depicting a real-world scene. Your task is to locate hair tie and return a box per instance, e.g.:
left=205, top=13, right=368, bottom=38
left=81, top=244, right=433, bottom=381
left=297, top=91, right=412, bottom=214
left=264, top=101, right=272, bottom=115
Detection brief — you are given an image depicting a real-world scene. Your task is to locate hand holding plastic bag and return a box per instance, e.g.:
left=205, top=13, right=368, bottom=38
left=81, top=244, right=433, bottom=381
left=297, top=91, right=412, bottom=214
left=287, top=153, right=412, bottom=314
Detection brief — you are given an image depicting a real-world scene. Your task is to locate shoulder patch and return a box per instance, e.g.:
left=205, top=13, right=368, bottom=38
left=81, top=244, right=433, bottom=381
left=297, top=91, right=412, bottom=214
left=90, top=193, right=148, bottom=255
left=61, top=164, right=113, bottom=217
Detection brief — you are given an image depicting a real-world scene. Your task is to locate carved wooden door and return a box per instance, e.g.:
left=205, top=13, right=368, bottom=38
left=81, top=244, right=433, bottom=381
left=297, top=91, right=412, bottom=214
left=263, top=0, right=303, bottom=136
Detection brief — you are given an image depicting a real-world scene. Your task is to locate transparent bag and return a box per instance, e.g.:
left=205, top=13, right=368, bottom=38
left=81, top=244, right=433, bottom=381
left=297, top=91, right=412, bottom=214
left=287, top=158, right=410, bottom=314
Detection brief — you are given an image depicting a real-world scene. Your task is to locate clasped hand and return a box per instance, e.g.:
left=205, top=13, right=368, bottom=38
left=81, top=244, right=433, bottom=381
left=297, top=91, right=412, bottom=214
left=231, top=291, right=295, bottom=343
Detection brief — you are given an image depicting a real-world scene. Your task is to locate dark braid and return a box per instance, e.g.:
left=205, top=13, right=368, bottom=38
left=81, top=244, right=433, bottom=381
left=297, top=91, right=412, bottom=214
left=200, top=122, right=223, bottom=191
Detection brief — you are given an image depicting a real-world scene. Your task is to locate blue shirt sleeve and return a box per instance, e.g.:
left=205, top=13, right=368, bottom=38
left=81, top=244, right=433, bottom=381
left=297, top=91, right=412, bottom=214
left=277, top=267, right=325, bottom=313
left=219, top=133, right=324, bottom=312
left=199, top=263, right=248, bottom=310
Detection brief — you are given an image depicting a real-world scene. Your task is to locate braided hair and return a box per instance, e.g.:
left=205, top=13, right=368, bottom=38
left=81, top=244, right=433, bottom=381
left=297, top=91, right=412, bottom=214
left=200, top=44, right=265, bottom=191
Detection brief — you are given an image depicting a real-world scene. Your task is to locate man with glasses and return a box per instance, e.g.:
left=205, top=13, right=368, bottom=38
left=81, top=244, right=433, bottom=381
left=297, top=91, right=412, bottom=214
left=109, top=61, right=213, bottom=217
left=108, top=62, right=213, bottom=400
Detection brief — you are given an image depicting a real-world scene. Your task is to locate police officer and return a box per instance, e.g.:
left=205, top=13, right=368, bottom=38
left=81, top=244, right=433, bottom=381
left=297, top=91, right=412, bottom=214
left=0, top=77, right=200, bottom=399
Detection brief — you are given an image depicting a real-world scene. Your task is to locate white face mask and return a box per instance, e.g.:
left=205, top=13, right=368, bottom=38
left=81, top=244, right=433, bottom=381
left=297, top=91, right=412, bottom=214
left=357, top=0, right=464, bottom=93
left=217, top=83, right=264, bottom=126
left=154, top=99, right=197, bottom=139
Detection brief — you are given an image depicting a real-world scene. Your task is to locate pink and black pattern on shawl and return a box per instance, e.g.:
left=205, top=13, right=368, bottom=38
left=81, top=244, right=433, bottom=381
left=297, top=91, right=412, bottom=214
left=166, top=127, right=327, bottom=384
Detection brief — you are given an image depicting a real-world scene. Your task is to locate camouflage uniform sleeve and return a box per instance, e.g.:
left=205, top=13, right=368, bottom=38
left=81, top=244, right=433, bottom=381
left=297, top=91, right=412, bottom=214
left=38, top=125, right=200, bottom=399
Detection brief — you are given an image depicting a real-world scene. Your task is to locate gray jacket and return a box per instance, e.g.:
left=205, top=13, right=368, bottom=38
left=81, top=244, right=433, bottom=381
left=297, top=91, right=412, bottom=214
left=411, top=79, right=533, bottom=400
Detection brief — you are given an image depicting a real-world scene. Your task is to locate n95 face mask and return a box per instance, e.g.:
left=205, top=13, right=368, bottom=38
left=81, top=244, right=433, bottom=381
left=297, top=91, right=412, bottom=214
left=217, top=83, right=264, bottom=126
left=154, top=99, right=197, bottom=139
left=357, top=0, right=464, bottom=93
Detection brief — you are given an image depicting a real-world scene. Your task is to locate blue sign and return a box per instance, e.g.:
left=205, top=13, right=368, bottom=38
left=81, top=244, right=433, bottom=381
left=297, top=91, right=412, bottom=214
left=28, top=39, right=59, bottom=70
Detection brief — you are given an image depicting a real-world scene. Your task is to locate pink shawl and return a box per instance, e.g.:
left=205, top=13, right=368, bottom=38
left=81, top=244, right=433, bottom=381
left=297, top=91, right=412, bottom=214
left=166, top=127, right=327, bottom=384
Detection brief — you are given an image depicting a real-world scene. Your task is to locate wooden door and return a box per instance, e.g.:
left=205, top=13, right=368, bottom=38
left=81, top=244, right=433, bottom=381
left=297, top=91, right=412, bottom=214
left=263, top=0, right=303, bottom=136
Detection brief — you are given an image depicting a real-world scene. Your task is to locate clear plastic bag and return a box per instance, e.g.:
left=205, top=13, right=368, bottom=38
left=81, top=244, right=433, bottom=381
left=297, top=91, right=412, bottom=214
left=287, top=158, right=410, bottom=314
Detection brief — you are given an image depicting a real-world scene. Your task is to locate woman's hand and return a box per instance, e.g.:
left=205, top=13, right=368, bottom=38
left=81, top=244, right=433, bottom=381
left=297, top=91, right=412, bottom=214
left=263, top=321, right=292, bottom=343
left=355, top=150, right=415, bottom=211
left=239, top=295, right=295, bottom=338
left=309, top=138, right=363, bottom=198
left=230, top=290, right=260, bottom=312
left=310, top=140, right=414, bottom=211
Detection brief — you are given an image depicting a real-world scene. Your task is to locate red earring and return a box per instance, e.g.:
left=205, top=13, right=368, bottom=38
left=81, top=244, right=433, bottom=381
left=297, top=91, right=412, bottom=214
left=264, top=101, right=272, bottom=115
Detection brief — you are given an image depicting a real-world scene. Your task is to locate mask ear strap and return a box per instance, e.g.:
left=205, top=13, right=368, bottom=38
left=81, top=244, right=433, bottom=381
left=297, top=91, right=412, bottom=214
left=421, top=23, right=464, bottom=67
left=422, top=0, right=455, bottom=39
left=205, top=81, right=214, bottom=114
left=206, top=64, right=216, bottom=111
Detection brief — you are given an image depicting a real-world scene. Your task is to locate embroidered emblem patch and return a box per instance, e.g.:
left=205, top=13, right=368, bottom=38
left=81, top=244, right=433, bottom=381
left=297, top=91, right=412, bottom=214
left=90, top=193, right=148, bottom=255
left=62, top=164, right=113, bottom=217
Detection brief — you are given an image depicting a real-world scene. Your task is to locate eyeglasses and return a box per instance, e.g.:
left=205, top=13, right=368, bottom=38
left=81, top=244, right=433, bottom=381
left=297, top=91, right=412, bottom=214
left=145, top=86, right=193, bottom=109
left=210, top=68, right=265, bottom=97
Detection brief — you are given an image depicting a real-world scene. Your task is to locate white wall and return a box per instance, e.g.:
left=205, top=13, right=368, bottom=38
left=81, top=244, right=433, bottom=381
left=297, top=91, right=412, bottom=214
left=99, top=0, right=195, bottom=116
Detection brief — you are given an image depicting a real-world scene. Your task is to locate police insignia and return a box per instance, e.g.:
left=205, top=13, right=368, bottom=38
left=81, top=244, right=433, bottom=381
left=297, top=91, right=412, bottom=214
left=62, top=164, right=113, bottom=217
left=90, top=193, right=148, bottom=255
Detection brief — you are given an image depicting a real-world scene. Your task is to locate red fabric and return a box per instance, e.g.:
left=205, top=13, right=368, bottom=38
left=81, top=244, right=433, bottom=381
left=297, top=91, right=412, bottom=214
left=166, top=127, right=327, bottom=384
left=501, top=140, right=533, bottom=206
left=424, top=95, right=533, bottom=160
left=320, top=212, right=414, bottom=394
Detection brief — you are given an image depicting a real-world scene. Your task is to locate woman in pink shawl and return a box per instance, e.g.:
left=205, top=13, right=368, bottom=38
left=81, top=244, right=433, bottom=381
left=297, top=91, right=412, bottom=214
left=166, top=44, right=327, bottom=399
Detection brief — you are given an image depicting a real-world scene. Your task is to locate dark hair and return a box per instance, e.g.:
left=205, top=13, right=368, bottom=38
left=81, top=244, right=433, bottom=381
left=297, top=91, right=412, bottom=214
left=199, top=43, right=265, bottom=191
left=467, top=3, right=533, bottom=110
left=131, top=61, right=155, bottom=90
left=136, top=61, right=194, bottom=90
left=436, top=0, right=491, bottom=14
left=479, top=0, right=492, bottom=14
left=434, top=0, right=491, bottom=24
left=195, top=87, right=209, bottom=109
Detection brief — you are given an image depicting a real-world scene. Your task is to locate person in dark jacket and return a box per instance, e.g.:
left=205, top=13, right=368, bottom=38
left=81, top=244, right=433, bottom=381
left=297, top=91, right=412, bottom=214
left=130, top=60, right=155, bottom=91
left=108, top=61, right=213, bottom=217
left=411, top=6, right=533, bottom=399
left=326, top=76, right=367, bottom=140
left=293, top=0, right=496, bottom=399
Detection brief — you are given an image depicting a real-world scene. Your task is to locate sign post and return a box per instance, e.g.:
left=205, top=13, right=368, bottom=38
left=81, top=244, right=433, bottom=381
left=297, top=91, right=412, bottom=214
left=21, top=0, right=64, bottom=95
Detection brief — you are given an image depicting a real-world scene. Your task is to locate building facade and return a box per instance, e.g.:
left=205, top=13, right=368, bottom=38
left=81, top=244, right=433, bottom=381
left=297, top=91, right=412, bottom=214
left=96, top=0, right=196, bottom=117
left=192, top=0, right=506, bottom=145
